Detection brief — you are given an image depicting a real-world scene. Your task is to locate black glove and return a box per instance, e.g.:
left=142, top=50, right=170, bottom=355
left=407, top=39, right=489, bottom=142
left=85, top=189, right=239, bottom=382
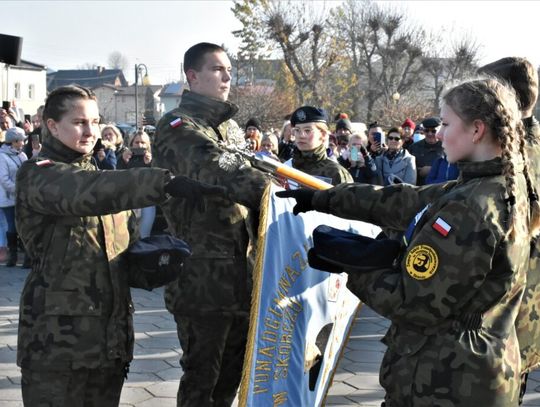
left=359, top=145, right=369, bottom=157
left=275, top=188, right=315, bottom=215
left=165, top=175, right=226, bottom=212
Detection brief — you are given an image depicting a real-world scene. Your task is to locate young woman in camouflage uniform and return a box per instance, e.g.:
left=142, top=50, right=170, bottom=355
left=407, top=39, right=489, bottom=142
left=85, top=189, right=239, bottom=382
left=15, top=85, right=221, bottom=407
left=278, top=78, right=540, bottom=406
left=284, top=106, right=352, bottom=187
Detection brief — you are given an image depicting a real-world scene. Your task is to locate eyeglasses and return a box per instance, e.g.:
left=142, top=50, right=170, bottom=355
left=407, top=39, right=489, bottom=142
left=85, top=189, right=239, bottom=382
left=291, top=127, right=317, bottom=137
left=424, top=128, right=438, bottom=134
left=387, top=136, right=401, bottom=141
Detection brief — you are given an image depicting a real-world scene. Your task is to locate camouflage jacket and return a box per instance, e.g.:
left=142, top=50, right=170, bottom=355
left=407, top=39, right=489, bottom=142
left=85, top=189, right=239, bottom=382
left=516, top=116, right=540, bottom=372
left=312, top=158, right=529, bottom=406
left=152, top=90, right=269, bottom=315
left=16, top=135, right=171, bottom=370
left=287, top=144, right=352, bottom=186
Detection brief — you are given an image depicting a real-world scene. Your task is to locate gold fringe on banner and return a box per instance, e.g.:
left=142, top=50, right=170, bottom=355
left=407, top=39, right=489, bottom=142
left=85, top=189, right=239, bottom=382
left=238, top=182, right=273, bottom=407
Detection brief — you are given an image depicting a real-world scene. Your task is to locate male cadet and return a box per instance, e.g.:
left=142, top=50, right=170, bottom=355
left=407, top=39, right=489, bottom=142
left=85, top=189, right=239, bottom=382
left=479, top=57, right=540, bottom=405
left=152, top=43, right=269, bottom=407
left=408, top=116, right=444, bottom=185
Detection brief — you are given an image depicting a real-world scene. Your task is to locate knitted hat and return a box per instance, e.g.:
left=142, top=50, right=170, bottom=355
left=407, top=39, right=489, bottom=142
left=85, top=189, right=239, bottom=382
left=401, top=118, right=416, bottom=129
left=335, top=118, right=352, bottom=132
left=4, top=127, right=26, bottom=143
left=245, top=117, right=262, bottom=131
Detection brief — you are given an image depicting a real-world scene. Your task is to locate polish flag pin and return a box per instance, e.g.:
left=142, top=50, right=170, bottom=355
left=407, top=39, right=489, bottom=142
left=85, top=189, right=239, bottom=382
left=170, top=117, right=182, bottom=128
left=35, top=159, right=53, bottom=167
left=432, top=217, right=451, bottom=237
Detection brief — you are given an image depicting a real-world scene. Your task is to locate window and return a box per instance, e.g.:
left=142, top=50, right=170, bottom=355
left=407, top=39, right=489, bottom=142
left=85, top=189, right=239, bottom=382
left=14, top=82, right=21, bottom=99
left=28, top=84, right=35, bottom=99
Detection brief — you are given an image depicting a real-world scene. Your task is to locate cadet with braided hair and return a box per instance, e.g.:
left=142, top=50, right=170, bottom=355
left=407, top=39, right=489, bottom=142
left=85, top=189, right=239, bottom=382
left=277, top=77, right=537, bottom=406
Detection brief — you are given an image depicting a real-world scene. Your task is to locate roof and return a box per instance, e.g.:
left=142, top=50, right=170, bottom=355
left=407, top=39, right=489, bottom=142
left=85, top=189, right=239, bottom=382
left=159, top=82, right=185, bottom=97
left=2, top=59, right=47, bottom=71
left=47, top=68, right=128, bottom=91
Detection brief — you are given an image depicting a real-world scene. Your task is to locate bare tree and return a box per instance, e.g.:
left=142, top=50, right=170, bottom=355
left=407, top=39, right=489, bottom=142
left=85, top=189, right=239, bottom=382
left=232, top=0, right=338, bottom=106
left=332, top=0, right=428, bottom=122
left=76, top=62, right=99, bottom=69
left=422, top=35, right=479, bottom=111
left=107, top=51, right=129, bottom=71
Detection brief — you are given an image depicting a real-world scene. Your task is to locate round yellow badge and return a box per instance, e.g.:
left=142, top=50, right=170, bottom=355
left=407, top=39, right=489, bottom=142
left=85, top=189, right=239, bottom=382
left=405, top=245, right=438, bottom=280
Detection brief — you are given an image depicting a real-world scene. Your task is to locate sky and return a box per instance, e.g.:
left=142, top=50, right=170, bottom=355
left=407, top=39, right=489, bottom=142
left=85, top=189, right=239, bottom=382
left=3, top=0, right=540, bottom=85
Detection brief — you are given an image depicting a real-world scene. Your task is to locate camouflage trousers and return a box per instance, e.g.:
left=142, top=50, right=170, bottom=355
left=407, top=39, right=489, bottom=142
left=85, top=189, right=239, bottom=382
left=21, top=365, right=126, bottom=407
left=174, top=313, right=249, bottom=407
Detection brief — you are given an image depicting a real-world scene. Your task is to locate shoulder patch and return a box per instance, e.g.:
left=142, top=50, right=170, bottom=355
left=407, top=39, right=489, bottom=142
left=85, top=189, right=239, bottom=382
left=35, top=159, right=54, bottom=167
left=405, top=244, right=438, bottom=280
left=170, top=117, right=183, bottom=128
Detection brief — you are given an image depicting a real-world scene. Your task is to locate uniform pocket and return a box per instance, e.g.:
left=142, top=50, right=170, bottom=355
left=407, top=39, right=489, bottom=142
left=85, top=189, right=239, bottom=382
left=44, top=290, right=101, bottom=316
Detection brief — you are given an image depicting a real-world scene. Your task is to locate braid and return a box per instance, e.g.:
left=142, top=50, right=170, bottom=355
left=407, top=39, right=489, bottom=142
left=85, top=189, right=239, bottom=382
left=499, top=125, right=519, bottom=240
left=517, top=120, right=540, bottom=237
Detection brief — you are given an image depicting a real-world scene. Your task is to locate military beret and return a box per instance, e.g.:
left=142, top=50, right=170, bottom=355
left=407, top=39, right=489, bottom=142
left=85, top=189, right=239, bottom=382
left=335, top=118, right=352, bottom=132
left=245, top=117, right=262, bottom=131
left=421, top=117, right=442, bottom=128
left=290, top=106, right=328, bottom=127
left=128, top=234, right=192, bottom=287
left=308, top=225, right=401, bottom=273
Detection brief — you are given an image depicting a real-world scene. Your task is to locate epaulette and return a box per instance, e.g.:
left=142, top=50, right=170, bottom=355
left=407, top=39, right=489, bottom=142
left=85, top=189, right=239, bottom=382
left=35, top=159, right=54, bottom=167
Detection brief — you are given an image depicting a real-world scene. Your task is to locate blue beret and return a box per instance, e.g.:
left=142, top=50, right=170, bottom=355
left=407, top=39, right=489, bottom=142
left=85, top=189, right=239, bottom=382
left=290, top=106, right=328, bottom=127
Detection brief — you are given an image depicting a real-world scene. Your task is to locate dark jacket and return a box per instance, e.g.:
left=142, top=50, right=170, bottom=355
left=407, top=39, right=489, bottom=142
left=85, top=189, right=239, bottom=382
left=15, top=135, right=171, bottom=370
left=425, top=156, right=459, bottom=184
left=408, top=139, right=444, bottom=185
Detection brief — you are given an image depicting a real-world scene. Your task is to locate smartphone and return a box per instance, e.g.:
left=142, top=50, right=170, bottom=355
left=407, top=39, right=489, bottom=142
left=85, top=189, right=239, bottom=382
left=2, top=101, right=10, bottom=110
left=373, top=132, right=385, bottom=145
left=24, top=114, right=31, bottom=122
left=130, top=147, right=147, bottom=156
left=350, top=146, right=359, bottom=161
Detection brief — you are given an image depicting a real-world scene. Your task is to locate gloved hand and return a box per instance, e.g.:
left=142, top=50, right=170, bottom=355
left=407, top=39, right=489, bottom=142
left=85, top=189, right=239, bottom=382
left=275, top=188, right=315, bottom=215
left=165, top=175, right=226, bottom=211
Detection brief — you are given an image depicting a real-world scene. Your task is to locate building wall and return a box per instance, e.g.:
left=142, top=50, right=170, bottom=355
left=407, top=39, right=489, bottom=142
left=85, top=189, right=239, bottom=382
left=0, top=64, right=47, bottom=117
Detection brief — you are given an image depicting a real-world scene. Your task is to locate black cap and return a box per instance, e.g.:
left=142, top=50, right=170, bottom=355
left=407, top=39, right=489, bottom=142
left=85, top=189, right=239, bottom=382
left=421, top=117, right=441, bottom=128
left=128, top=234, right=192, bottom=288
left=245, top=117, right=262, bottom=131
left=335, top=118, right=352, bottom=132
left=308, top=225, right=401, bottom=273
left=290, top=106, right=328, bottom=127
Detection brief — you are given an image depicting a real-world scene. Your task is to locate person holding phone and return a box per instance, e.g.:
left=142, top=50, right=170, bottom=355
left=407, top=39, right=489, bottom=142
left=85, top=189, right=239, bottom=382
left=375, top=127, right=417, bottom=186
left=367, top=122, right=387, bottom=156
left=340, top=133, right=376, bottom=183
left=118, top=130, right=154, bottom=237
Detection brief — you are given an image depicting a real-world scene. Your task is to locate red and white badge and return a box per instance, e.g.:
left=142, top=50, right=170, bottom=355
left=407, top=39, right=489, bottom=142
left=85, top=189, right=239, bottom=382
left=432, top=217, right=451, bottom=237
left=169, top=117, right=182, bottom=128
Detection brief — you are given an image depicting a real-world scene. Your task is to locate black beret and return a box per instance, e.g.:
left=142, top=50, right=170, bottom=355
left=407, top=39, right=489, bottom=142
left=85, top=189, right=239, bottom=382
left=335, top=118, right=352, bottom=132
left=128, top=234, right=192, bottom=287
left=245, top=117, right=262, bottom=131
left=308, top=225, right=401, bottom=273
left=290, top=106, right=328, bottom=127
left=421, top=117, right=441, bottom=128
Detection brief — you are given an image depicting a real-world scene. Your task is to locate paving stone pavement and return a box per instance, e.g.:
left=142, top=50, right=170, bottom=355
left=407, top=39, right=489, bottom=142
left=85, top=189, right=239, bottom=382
left=1, top=266, right=540, bottom=406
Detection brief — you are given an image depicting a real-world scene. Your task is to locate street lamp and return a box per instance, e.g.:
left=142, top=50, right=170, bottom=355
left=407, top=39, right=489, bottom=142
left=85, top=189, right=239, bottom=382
left=134, top=63, right=150, bottom=128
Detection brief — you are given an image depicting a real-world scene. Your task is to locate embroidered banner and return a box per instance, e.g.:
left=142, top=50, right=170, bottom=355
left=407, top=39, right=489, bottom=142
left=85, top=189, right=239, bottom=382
left=239, top=184, right=381, bottom=406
